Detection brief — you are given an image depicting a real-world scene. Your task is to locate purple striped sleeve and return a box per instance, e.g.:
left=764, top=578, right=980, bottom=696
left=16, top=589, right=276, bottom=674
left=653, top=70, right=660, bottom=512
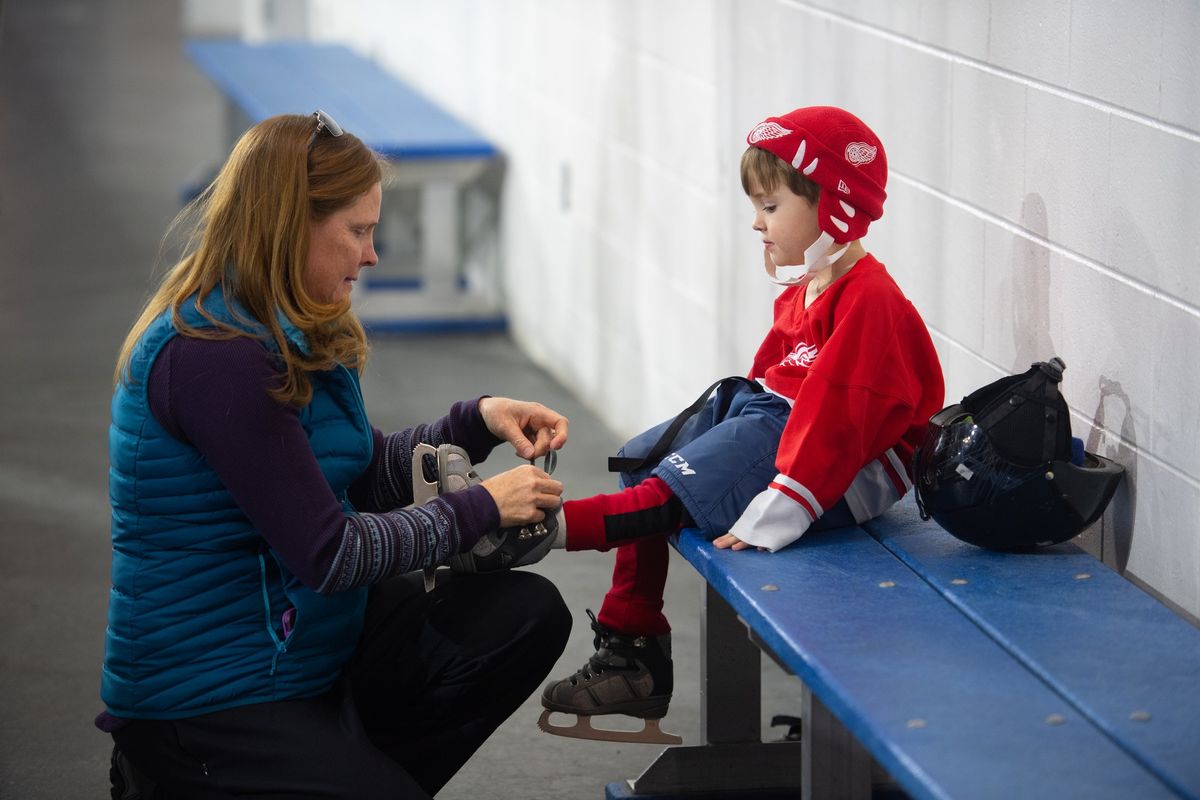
left=148, top=335, right=497, bottom=593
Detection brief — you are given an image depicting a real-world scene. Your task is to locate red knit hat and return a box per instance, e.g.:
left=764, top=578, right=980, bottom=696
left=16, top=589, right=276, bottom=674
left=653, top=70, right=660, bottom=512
left=746, top=106, right=887, bottom=243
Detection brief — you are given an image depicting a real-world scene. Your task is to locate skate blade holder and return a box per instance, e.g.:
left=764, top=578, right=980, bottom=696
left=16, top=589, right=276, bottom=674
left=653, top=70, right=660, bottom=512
left=411, top=442, right=441, bottom=506
left=537, top=709, right=683, bottom=746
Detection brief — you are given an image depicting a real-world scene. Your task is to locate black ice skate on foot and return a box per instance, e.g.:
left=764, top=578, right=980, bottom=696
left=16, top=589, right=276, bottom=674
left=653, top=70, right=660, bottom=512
left=451, top=448, right=558, bottom=574
left=412, top=444, right=558, bottom=580
left=538, top=610, right=682, bottom=745
left=449, top=510, right=557, bottom=574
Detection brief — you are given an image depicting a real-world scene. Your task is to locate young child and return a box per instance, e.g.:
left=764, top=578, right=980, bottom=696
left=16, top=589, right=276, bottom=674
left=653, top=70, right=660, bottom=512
left=539, top=106, right=945, bottom=744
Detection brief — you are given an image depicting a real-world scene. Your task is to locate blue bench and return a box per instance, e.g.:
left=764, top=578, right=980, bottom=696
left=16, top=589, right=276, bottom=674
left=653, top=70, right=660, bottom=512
left=607, top=497, right=1200, bottom=799
left=184, top=39, right=506, bottom=333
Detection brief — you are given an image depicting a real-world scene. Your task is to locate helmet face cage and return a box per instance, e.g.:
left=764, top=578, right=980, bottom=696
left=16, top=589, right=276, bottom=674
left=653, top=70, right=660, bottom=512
left=917, top=409, right=1049, bottom=513
left=915, top=403, right=1125, bottom=550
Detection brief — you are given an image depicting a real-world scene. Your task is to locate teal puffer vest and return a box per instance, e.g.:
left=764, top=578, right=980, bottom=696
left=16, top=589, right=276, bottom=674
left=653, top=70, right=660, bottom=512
left=102, top=292, right=372, bottom=719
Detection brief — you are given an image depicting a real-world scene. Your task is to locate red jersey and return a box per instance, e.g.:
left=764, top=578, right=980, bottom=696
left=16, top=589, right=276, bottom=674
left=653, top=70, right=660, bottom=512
left=729, top=254, right=944, bottom=550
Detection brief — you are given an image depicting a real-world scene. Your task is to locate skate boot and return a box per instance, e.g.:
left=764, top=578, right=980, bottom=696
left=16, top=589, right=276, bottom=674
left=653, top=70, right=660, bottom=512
left=538, top=610, right=682, bottom=745
left=449, top=508, right=558, bottom=574
left=412, top=444, right=558, bottom=581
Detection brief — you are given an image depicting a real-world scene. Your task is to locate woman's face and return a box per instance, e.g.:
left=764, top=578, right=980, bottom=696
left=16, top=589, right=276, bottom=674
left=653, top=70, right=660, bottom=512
left=304, top=182, right=381, bottom=304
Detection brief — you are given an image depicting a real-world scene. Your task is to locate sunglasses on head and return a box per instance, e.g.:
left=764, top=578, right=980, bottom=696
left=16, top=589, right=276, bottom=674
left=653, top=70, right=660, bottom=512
left=308, top=108, right=343, bottom=150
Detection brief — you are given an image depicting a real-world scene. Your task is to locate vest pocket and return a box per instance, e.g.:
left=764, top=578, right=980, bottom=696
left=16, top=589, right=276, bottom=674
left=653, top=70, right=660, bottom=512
left=257, top=554, right=290, bottom=675
left=281, top=606, right=297, bottom=638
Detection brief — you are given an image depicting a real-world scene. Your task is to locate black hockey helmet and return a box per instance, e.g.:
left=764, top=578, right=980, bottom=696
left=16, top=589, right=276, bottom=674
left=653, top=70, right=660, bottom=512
left=913, top=357, right=1125, bottom=550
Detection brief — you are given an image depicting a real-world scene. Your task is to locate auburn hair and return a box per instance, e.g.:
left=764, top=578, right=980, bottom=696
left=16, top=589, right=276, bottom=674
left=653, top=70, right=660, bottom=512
left=115, top=114, right=384, bottom=407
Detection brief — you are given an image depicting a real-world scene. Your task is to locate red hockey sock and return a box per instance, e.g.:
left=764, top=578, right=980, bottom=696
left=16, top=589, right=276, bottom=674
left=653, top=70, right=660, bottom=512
left=597, top=535, right=672, bottom=636
left=563, top=477, right=683, bottom=552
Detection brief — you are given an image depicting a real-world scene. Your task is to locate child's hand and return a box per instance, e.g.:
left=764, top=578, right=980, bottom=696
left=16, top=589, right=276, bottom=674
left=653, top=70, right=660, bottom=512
left=713, top=533, right=765, bottom=551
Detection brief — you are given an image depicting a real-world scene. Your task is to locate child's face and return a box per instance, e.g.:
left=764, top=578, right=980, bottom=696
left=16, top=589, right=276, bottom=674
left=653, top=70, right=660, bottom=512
left=746, top=178, right=822, bottom=268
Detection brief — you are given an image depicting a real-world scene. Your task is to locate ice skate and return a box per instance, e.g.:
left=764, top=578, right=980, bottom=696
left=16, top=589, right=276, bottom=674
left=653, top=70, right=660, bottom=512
left=538, top=610, right=682, bottom=745
left=449, top=509, right=557, bottom=574
left=412, top=442, right=481, bottom=504
left=412, top=444, right=558, bottom=578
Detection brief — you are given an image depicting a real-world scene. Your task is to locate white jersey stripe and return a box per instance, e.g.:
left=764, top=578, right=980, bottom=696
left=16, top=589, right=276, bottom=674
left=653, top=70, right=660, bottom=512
left=842, top=460, right=904, bottom=523
left=771, top=473, right=824, bottom=519
left=884, top=447, right=912, bottom=492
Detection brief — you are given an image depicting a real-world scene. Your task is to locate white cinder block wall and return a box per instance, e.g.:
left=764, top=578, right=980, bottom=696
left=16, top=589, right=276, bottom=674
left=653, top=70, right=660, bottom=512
left=305, top=0, right=1200, bottom=619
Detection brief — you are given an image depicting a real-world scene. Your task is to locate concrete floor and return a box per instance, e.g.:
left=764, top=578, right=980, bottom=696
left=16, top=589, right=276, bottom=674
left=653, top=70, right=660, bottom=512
left=0, top=2, right=799, bottom=797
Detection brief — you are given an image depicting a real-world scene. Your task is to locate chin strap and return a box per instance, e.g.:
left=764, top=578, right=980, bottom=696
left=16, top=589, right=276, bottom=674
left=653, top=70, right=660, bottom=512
left=765, top=231, right=847, bottom=286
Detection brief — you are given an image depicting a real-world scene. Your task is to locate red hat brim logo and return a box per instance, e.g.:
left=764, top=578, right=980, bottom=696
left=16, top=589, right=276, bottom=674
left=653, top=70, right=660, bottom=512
left=845, top=142, right=878, bottom=166
left=748, top=121, right=792, bottom=143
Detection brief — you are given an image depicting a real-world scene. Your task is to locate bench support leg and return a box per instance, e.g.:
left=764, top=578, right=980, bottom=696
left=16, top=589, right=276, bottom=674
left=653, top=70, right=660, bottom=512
left=624, top=583, right=872, bottom=798
left=628, top=584, right=788, bottom=796
left=701, top=582, right=761, bottom=744
left=627, top=742, right=803, bottom=796
left=420, top=180, right=460, bottom=298
left=802, top=685, right=871, bottom=800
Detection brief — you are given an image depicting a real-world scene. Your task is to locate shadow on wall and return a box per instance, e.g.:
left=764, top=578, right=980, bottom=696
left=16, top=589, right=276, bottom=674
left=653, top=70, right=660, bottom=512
left=1083, top=200, right=1158, bottom=576
left=1008, top=193, right=1139, bottom=571
left=1009, top=194, right=1057, bottom=371
left=1079, top=203, right=1154, bottom=576
left=1086, top=378, right=1138, bottom=574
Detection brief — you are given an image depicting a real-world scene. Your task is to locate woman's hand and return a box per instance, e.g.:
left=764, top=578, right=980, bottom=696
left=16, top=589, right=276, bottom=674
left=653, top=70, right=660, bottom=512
left=481, top=465, right=564, bottom=528
left=478, top=397, right=569, bottom=460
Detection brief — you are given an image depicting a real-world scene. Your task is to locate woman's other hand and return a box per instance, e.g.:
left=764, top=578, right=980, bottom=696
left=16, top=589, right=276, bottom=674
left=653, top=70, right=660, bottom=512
left=478, top=397, right=569, bottom=460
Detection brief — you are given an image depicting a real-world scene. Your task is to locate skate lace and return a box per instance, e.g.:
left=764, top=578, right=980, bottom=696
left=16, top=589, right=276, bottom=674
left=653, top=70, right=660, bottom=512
left=513, top=450, right=558, bottom=541
left=569, top=610, right=638, bottom=684
left=530, top=449, right=557, bottom=474
left=576, top=643, right=633, bottom=683
left=577, top=659, right=605, bottom=682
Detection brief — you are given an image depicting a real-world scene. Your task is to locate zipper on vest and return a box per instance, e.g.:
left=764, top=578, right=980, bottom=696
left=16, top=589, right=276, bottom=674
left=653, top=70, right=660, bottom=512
left=258, top=553, right=288, bottom=675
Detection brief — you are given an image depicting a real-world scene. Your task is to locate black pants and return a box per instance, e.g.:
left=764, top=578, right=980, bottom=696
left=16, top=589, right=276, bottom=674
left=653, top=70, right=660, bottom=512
left=112, top=570, right=571, bottom=799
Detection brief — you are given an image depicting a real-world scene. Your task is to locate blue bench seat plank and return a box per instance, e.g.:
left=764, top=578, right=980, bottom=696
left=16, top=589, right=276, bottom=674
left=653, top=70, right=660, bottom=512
left=865, top=499, right=1200, bottom=799
left=673, top=526, right=1177, bottom=800
left=184, top=40, right=495, bottom=160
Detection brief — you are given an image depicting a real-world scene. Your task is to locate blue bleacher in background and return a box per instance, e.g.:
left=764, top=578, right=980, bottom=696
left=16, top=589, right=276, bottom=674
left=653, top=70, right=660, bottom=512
left=185, top=39, right=507, bottom=333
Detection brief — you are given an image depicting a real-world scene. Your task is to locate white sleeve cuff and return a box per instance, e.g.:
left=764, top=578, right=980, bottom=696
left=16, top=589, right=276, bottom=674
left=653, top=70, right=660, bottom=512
left=728, top=487, right=815, bottom=552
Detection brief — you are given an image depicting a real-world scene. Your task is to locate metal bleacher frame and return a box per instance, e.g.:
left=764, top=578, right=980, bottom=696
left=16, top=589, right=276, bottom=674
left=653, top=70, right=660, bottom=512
left=185, top=39, right=507, bottom=333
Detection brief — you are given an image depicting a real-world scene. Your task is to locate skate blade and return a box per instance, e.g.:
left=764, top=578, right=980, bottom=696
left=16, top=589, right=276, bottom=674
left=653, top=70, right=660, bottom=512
left=537, top=709, right=683, bottom=746
left=411, top=443, right=439, bottom=505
